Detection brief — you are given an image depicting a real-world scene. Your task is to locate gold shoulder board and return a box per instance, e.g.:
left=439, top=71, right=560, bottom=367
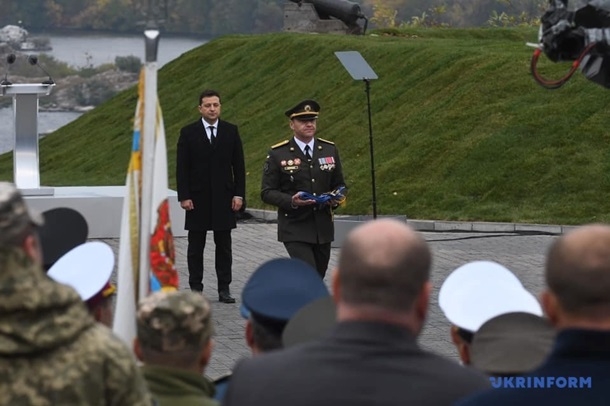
left=271, top=140, right=289, bottom=149
left=317, top=138, right=335, bottom=145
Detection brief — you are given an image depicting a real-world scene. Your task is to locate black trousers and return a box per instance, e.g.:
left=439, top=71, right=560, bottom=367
left=187, top=229, right=232, bottom=293
left=284, top=241, right=331, bottom=278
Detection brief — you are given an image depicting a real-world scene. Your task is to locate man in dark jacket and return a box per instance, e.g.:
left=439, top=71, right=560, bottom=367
left=176, top=89, right=246, bottom=303
left=457, top=224, right=610, bottom=406
left=222, top=219, right=490, bottom=406
left=261, top=99, right=346, bottom=278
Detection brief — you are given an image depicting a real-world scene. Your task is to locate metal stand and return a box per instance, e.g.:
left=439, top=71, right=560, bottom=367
left=334, top=51, right=379, bottom=218
left=1, top=83, right=55, bottom=196
left=363, top=79, right=377, bottom=219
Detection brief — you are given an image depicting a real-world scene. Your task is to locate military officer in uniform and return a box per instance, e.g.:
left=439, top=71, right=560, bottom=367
left=261, top=99, right=347, bottom=278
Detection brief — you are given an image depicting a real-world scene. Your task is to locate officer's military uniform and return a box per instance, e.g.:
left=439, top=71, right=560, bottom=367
left=261, top=100, right=346, bottom=277
left=137, top=290, right=218, bottom=406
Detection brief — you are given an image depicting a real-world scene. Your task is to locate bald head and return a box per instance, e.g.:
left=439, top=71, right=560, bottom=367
left=546, top=224, right=610, bottom=318
left=337, top=219, right=431, bottom=311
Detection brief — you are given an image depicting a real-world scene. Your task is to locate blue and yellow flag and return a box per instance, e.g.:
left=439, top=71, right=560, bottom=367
left=113, top=65, right=178, bottom=347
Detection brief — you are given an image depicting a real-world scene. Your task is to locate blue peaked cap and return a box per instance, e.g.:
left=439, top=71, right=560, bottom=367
left=240, top=258, right=330, bottom=329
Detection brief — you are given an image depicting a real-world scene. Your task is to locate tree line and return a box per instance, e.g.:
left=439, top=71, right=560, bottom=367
left=0, top=0, right=562, bottom=36
left=368, top=0, right=551, bottom=28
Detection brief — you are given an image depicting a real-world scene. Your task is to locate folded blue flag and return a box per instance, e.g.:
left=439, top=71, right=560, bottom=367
left=299, top=186, right=346, bottom=208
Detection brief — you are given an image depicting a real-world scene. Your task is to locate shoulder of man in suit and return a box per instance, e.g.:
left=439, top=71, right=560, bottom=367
left=217, top=119, right=238, bottom=127
left=180, top=120, right=198, bottom=130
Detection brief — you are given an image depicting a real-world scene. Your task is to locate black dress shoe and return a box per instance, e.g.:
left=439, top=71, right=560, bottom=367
left=219, top=291, right=236, bottom=303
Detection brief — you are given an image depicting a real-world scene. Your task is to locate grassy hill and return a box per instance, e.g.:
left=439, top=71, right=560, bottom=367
left=2, top=28, right=610, bottom=225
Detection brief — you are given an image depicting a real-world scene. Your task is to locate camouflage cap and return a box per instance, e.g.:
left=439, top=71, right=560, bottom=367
left=0, top=182, right=43, bottom=245
left=137, top=290, right=214, bottom=353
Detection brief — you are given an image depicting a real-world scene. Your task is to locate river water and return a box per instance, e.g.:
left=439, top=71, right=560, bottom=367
left=0, top=32, right=207, bottom=154
left=38, top=32, right=206, bottom=68
left=0, top=109, right=82, bottom=153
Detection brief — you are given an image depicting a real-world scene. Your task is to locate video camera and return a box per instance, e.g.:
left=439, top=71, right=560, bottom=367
left=534, top=0, right=610, bottom=88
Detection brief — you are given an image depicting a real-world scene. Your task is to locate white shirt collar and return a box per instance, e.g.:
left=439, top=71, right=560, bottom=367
left=202, top=119, right=219, bottom=140
left=293, top=137, right=314, bottom=155
left=202, top=119, right=219, bottom=128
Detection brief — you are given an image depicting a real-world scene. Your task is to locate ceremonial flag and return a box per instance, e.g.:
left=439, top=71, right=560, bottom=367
left=113, top=30, right=178, bottom=347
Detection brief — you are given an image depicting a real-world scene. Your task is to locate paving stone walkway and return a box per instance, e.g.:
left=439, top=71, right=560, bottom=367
left=102, top=217, right=558, bottom=380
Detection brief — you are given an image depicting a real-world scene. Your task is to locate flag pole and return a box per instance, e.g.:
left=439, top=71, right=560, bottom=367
left=139, top=14, right=160, bottom=299
left=114, top=0, right=178, bottom=347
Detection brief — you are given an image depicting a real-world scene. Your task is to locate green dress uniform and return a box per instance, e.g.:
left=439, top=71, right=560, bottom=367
left=261, top=136, right=347, bottom=276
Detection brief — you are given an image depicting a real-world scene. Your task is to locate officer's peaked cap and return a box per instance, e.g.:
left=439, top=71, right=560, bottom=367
left=285, top=99, right=320, bottom=120
left=241, top=258, right=329, bottom=334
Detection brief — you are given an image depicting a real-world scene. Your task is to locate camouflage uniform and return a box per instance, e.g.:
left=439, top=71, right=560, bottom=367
left=137, top=291, right=218, bottom=406
left=0, top=182, right=152, bottom=406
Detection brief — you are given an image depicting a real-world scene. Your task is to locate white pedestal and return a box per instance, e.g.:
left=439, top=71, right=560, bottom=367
left=1, top=83, right=55, bottom=191
left=23, top=186, right=187, bottom=238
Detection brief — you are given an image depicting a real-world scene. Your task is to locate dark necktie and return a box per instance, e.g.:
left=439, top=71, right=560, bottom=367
left=209, top=126, right=216, bottom=146
left=305, top=145, right=312, bottom=160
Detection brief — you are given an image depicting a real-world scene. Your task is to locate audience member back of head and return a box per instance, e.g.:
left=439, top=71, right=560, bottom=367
left=457, top=224, right=610, bottom=406
left=222, top=218, right=490, bottom=406
left=135, top=290, right=218, bottom=406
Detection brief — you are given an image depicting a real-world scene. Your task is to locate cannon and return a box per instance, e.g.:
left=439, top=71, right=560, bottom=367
left=284, top=0, right=368, bottom=35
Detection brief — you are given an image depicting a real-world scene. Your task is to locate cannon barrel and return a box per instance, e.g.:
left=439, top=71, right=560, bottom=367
left=290, top=0, right=364, bottom=26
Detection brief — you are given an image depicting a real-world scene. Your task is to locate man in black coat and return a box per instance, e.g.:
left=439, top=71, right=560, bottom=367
left=456, top=224, right=610, bottom=406
left=222, top=219, right=490, bottom=406
left=176, top=89, right=245, bottom=303
left=261, top=99, right=346, bottom=278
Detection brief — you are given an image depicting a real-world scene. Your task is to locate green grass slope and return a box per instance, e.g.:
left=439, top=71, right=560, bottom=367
left=2, top=28, right=610, bottom=225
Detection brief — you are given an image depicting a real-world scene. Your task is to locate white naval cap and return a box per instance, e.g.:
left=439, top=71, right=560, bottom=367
left=439, top=261, right=542, bottom=332
left=47, top=241, right=115, bottom=302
